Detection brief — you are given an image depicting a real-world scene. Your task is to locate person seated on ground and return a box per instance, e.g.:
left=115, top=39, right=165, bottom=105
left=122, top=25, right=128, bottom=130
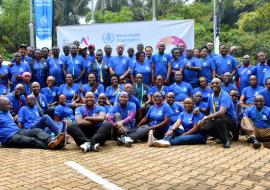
left=137, top=92, right=173, bottom=146
left=235, top=55, right=256, bottom=93
left=259, top=78, right=270, bottom=107
left=20, top=72, right=32, bottom=96
left=97, top=93, right=111, bottom=115
left=181, top=49, right=201, bottom=88
left=18, top=95, right=63, bottom=136
left=54, top=94, right=76, bottom=127
left=151, top=98, right=206, bottom=147
left=31, top=82, right=48, bottom=115
left=193, top=92, right=208, bottom=112
left=81, top=73, right=104, bottom=102
left=221, top=72, right=238, bottom=94
left=193, top=76, right=212, bottom=102
left=166, top=92, right=183, bottom=127
left=115, top=83, right=141, bottom=121
left=168, top=71, right=193, bottom=103
left=41, top=76, right=59, bottom=108
left=67, top=92, right=140, bottom=152
left=68, top=92, right=106, bottom=144
left=197, top=78, right=239, bottom=148
left=7, top=84, right=26, bottom=121
left=58, top=74, right=81, bottom=108
left=240, top=75, right=264, bottom=109
left=149, top=75, right=169, bottom=102
left=241, top=95, right=270, bottom=149
left=0, top=97, right=65, bottom=149
left=133, top=73, right=151, bottom=116
left=105, top=74, right=124, bottom=105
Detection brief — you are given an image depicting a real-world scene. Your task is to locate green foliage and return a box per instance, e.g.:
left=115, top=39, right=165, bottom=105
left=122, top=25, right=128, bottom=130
left=0, top=0, right=30, bottom=58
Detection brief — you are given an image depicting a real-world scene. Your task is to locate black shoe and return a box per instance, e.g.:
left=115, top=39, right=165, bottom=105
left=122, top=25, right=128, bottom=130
left=247, top=137, right=261, bottom=149
left=223, top=139, right=231, bottom=148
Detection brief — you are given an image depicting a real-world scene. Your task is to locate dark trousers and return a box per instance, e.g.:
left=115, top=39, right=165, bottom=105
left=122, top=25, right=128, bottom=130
left=201, top=115, right=238, bottom=143
left=6, top=128, right=51, bottom=149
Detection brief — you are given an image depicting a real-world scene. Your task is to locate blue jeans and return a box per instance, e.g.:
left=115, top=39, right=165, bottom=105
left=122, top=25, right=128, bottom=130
left=164, top=128, right=206, bottom=146
left=30, top=115, right=62, bottom=136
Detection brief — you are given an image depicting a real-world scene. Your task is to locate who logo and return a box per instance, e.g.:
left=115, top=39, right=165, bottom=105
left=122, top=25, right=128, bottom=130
left=103, top=33, right=114, bottom=44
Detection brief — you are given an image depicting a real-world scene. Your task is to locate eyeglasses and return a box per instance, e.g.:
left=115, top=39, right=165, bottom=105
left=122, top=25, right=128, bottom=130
left=167, top=96, right=175, bottom=99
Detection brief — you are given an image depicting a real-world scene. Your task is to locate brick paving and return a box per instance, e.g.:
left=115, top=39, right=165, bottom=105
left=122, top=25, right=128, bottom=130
left=0, top=137, right=270, bottom=190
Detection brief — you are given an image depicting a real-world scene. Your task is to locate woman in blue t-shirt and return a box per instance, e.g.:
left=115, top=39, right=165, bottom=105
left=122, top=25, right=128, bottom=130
left=105, top=74, right=124, bottom=105
left=137, top=92, right=173, bottom=140
left=151, top=98, right=207, bottom=147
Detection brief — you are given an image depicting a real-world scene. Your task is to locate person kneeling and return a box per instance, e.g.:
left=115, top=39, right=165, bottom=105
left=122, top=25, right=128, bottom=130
left=241, top=95, right=270, bottom=149
left=151, top=98, right=207, bottom=147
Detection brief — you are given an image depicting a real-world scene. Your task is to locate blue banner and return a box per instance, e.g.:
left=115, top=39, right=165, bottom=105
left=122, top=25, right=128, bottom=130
left=34, top=0, right=53, bottom=49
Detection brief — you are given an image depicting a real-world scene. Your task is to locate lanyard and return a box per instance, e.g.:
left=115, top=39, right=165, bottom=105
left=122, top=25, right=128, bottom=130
left=47, top=87, right=53, bottom=95
left=159, top=86, right=164, bottom=93
left=66, top=84, right=76, bottom=101
left=212, top=91, right=222, bottom=113
left=240, top=65, right=251, bottom=76
left=52, top=57, right=59, bottom=68
left=32, top=93, right=43, bottom=115
left=96, top=61, right=103, bottom=82
left=112, top=85, right=121, bottom=96
left=136, top=83, right=144, bottom=106
left=70, top=56, right=77, bottom=75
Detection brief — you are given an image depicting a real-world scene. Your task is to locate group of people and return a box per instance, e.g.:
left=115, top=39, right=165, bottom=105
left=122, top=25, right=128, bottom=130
left=0, top=41, right=270, bottom=153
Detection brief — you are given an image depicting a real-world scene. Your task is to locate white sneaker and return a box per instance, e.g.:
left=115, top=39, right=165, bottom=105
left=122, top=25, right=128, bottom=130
left=91, top=143, right=100, bottom=152
left=153, top=140, right=170, bottom=148
left=117, top=136, right=134, bottom=146
left=80, top=142, right=91, bottom=152
left=147, top=130, right=155, bottom=147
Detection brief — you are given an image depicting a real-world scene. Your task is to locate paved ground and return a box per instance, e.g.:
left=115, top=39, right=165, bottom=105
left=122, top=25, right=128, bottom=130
left=0, top=137, right=270, bottom=190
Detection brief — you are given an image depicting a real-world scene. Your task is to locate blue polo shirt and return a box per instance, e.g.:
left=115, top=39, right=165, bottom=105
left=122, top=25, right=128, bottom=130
left=33, top=94, right=48, bottom=113
left=148, top=85, right=169, bottom=97
left=109, top=55, right=131, bottom=76
left=259, top=88, right=270, bottom=107
left=169, top=102, right=184, bottom=125
left=193, top=87, right=212, bottom=102
left=178, top=111, right=204, bottom=132
left=7, top=92, right=26, bottom=115
left=241, top=86, right=264, bottom=105
left=82, top=56, right=95, bottom=83
left=222, top=83, right=238, bottom=94
left=244, top=106, right=270, bottom=129
left=21, top=82, right=32, bottom=96
left=0, top=84, right=8, bottom=95
left=46, top=57, right=65, bottom=85
left=0, top=111, right=20, bottom=144
left=64, top=55, right=85, bottom=80
left=109, top=102, right=136, bottom=129
left=81, top=83, right=104, bottom=99
left=0, top=64, right=9, bottom=85
left=199, top=56, right=214, bottom=83
left=131, top=60, right=151, bottom=85
left=146, top=102, right=173, bottom=131
left=256, top=63, right=270, bottom=86
left=59, top=83, right=81, bottom=103
left=183, top=57, right=201, bottom=86
left=152, top=53, right=171, bottom=78
left=41, top=86, right=59, bottom=104
left=105, top=85, right=124, bottom=105
left=213, top=55, right=237, bottom=76
left=236, top=65, right=257, bottom=93
left=31, top=60, right=47, bottom=87
left=8, top=63, right=31, bottom=89
left=103, top=55, right=112, bottom=67
left=54, top=104, right=75, bottom=122
left=75, top=105, right=106, bottom=127
left=18, top=105, right=41, bottom=129
left=207, top=91, right=237, bottom=120
left=168, top=82, right=193, bottom=102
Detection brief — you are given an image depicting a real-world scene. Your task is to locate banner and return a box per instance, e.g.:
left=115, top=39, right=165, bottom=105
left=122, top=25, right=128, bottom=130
left=34, top=0, right=53, bottom=49
left=57, top=20, right=194, bottom=54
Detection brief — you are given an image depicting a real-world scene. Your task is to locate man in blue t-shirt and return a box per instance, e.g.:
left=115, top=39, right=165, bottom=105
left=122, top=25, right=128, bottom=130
left=151, top=42, right=171, bottom=84
left=198, top=78, right=239, bottom=148
left=18, top=95, right=62, bottom=136
left=0, top=97, right=65, bottom=149
left=241, top=95, right=270, bottom=149
left=259, top=78, right=270, bottom=107
left=256, top=52, right=270, bottom=86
